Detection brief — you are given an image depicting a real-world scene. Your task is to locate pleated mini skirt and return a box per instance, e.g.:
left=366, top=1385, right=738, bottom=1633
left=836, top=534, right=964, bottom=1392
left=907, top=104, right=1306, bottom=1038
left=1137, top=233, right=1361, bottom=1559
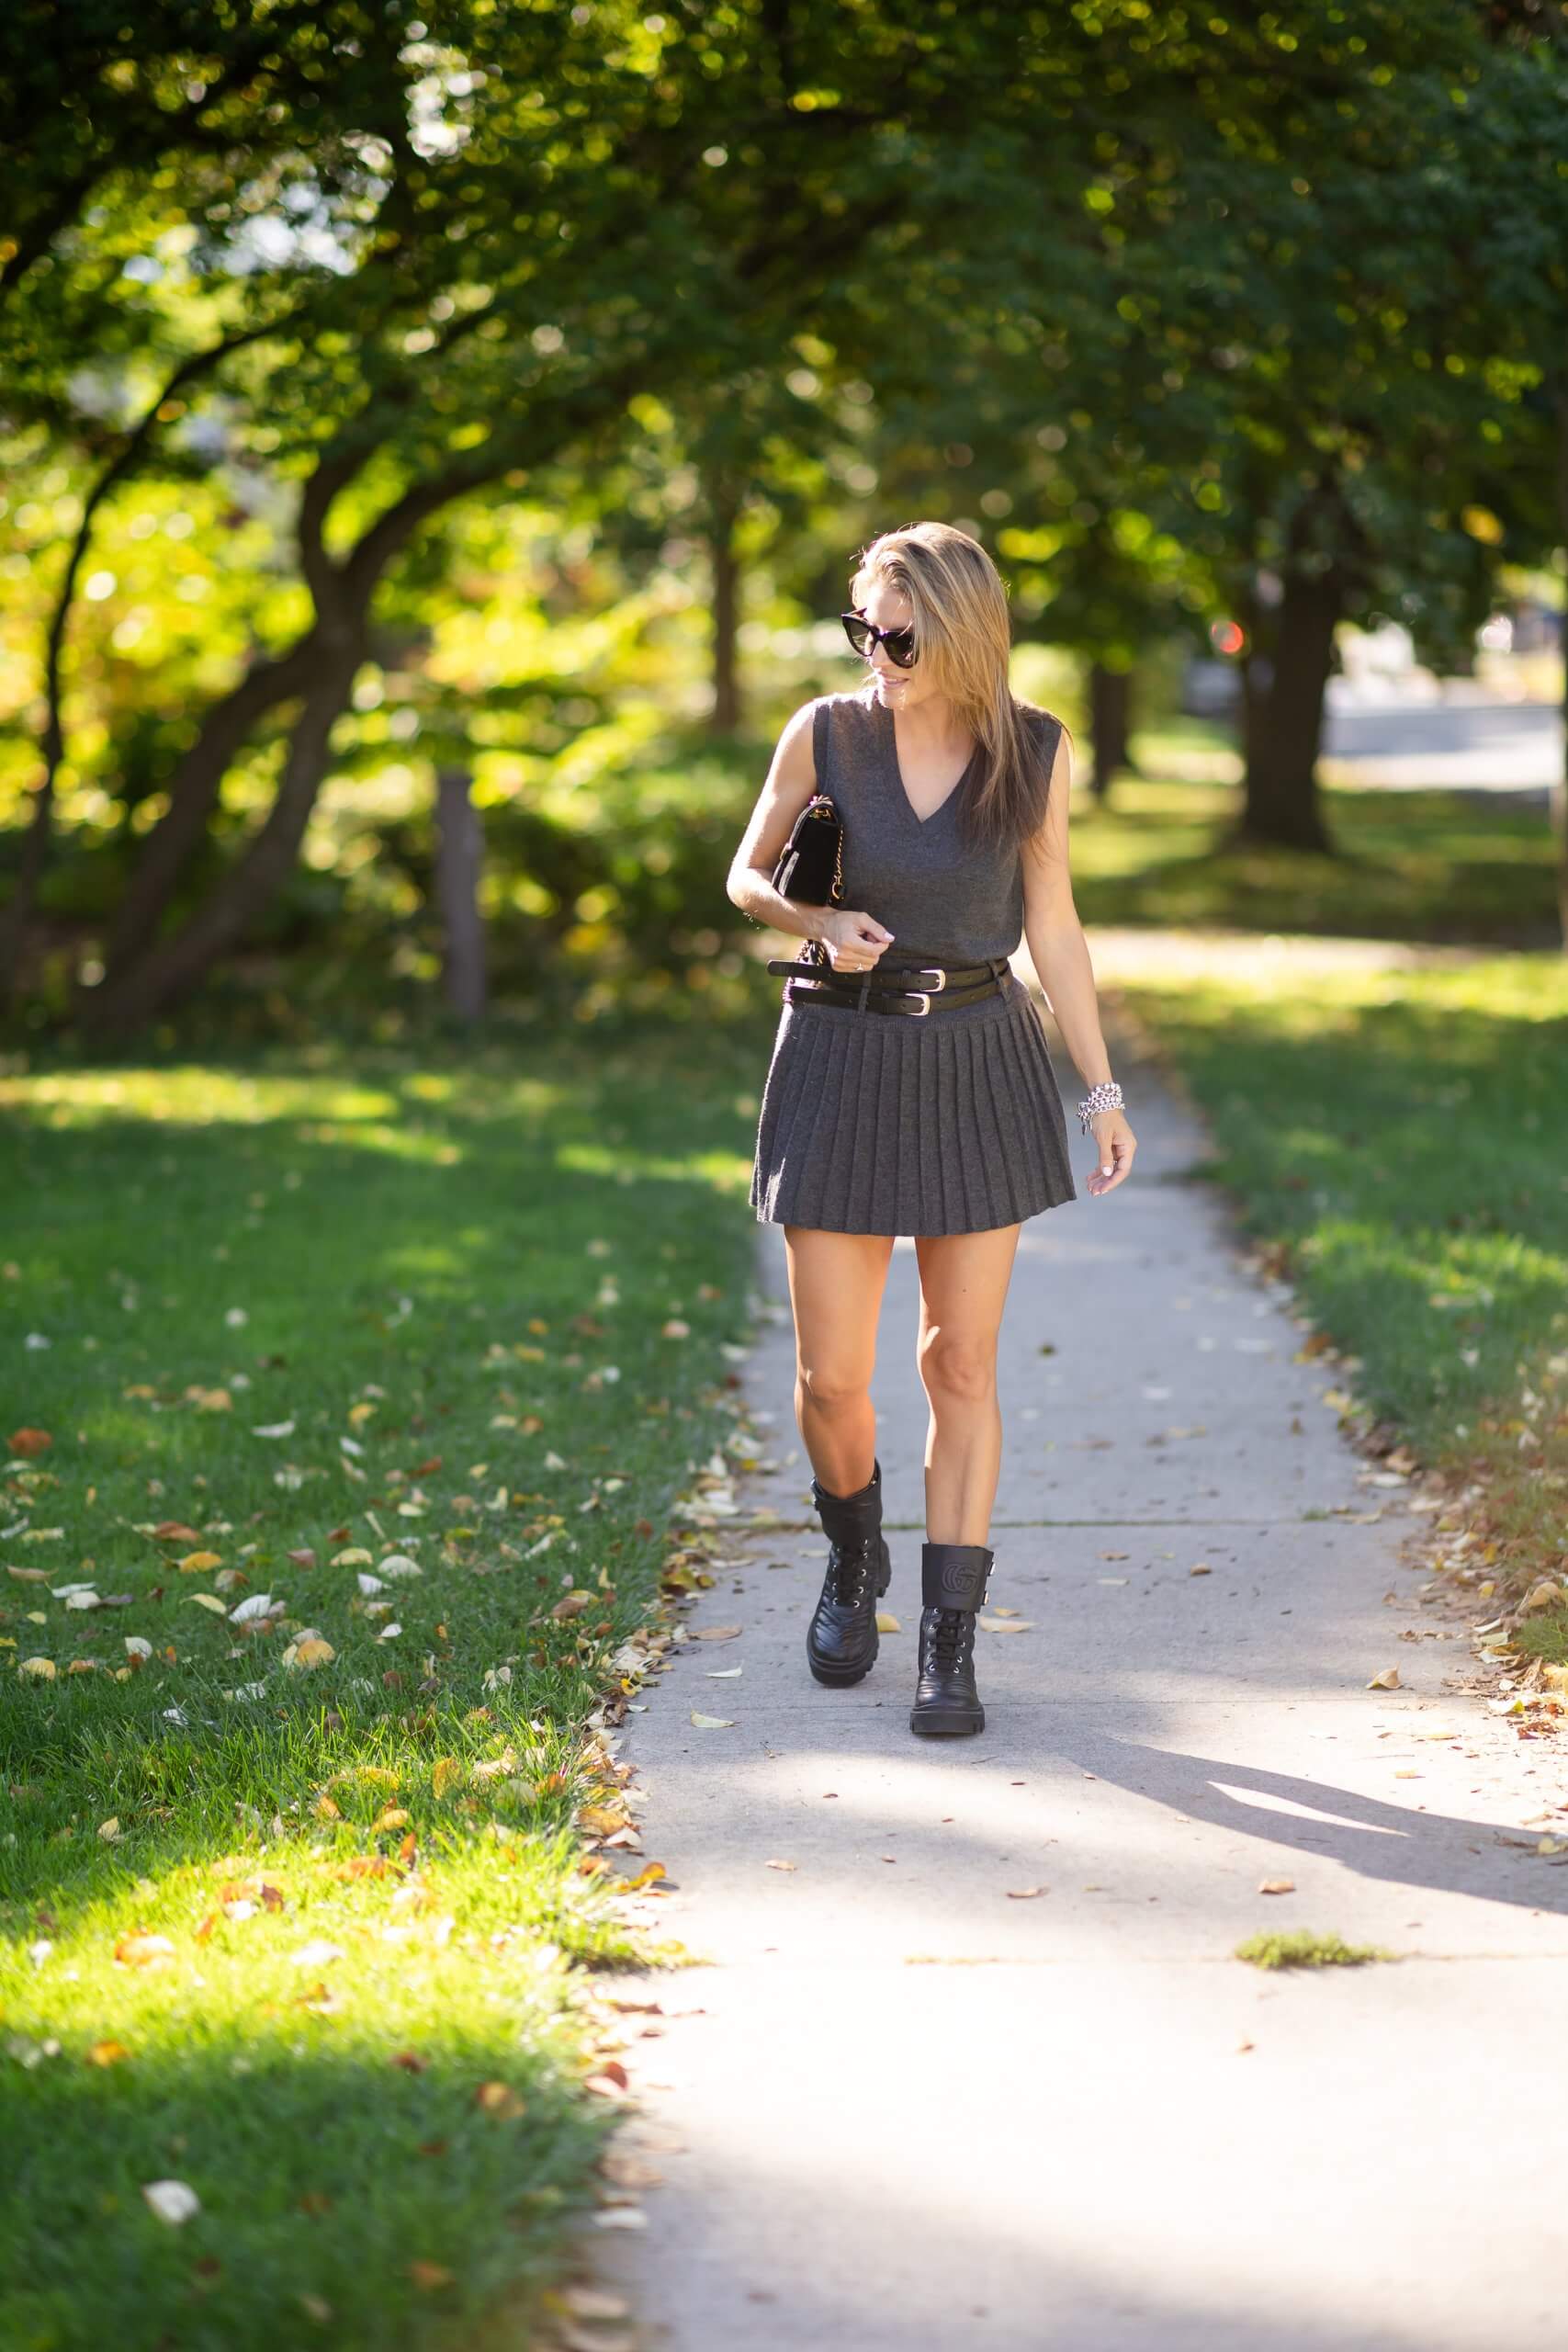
left=748, top=967, right=1078, bottom=1236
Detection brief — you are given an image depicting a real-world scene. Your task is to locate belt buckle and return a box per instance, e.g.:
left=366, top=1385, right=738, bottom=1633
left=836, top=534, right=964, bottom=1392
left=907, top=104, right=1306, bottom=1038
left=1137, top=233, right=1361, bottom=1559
left=916, top=967, right=947, bottom=992
left=905, top=991, right=932, bottom=1016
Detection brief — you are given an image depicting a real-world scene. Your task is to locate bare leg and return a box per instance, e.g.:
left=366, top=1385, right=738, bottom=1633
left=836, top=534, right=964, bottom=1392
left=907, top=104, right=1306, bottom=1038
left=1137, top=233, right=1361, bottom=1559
left=782, top=1226, right=897, bottom=1495
left=912, top=1224, right=1023, bottom=1544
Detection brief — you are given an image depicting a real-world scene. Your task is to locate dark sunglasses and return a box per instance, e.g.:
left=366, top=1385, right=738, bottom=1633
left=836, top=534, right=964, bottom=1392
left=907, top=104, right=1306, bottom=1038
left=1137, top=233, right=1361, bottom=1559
left=840, top=609, right=919, bottom=668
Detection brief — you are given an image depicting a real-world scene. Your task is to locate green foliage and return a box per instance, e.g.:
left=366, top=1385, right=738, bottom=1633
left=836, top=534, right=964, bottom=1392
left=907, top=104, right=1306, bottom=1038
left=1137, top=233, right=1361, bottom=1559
left=1235, top=1930, right=1395, bottom=1971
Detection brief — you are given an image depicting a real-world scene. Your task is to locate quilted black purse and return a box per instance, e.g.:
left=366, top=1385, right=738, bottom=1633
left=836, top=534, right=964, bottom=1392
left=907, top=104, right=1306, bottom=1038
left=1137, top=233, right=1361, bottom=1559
left=769, top=793, right=843, bottom=969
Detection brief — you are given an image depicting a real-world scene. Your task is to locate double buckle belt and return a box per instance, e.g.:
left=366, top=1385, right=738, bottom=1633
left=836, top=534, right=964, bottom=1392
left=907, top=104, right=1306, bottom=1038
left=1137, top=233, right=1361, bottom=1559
left=763, top=951, right=1011, bottom=1018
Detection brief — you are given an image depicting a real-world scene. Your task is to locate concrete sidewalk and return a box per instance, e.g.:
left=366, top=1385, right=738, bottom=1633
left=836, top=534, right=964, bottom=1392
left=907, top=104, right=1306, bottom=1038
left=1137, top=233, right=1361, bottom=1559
left=584, top=1014, right=1568, bottom=2352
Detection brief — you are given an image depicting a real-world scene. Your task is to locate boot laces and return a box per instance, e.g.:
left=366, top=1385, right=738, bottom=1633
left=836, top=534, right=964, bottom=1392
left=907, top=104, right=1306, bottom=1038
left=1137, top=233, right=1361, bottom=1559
left=828, top=1537, right=876, bottom=1607
left=927, top=1606, right=973, bottom=1673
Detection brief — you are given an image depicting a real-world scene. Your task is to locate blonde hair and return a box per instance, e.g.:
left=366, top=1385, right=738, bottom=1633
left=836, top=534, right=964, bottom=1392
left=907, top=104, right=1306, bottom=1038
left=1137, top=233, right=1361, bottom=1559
left=849, top=521, right=1068, bottom=854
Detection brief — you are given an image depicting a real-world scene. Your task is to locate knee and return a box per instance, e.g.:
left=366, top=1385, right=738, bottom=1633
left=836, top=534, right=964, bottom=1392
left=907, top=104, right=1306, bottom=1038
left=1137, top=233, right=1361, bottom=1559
left=918, top=1329, right=998, bottom=1406
left=796, top=1359, right=869, bottom=1415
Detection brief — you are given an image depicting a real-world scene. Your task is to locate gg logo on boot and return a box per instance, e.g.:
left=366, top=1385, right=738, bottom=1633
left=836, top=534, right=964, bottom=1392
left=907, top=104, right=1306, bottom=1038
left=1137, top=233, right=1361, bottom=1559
left=940, top=1560, right=978, bottom=1600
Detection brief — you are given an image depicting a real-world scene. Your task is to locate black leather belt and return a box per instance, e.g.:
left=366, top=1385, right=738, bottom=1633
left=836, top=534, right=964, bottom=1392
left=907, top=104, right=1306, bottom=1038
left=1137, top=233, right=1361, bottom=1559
left=764, top=951, right=1011, bottom=1017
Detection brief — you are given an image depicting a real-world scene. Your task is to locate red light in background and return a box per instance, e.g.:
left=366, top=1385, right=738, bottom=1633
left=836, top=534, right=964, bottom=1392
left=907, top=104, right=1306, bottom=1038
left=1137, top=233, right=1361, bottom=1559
left=1210, top=619, right=1246, bottom=656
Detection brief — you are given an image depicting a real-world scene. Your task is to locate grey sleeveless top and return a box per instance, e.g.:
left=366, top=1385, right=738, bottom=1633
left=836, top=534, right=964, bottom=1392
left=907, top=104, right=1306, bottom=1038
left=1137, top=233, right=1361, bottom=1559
left=811, top=683, right=1059, bottom=966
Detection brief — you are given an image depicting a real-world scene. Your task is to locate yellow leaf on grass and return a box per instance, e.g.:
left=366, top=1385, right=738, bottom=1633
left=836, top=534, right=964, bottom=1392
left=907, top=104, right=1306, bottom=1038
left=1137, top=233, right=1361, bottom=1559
left=579, top=1805, right=629, bottom=1836
left=373, top=1806, right=412, bottom=1834
left=17, top=1656, right=56, bottom=1679
left=474, top=2080, right=526, bottom=2118
left=177, top=1551, right=223, bottom=1573
left=432, top=1757, right=462, bottom=1798
left=186, top=1593, right=227, bottom=1614
left=86, top=2040, right=130, bottom=2066
left=115, top=1931, right=175, bottom=1967
left=6, top=1566, right=47, bottom=1583
left=287, top=1636, right=335, bottom=1670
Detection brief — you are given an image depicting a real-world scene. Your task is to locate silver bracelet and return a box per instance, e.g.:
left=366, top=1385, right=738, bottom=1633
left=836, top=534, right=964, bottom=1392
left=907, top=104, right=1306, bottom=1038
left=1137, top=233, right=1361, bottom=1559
left=1077, top=1080, right=1123, bottom=1135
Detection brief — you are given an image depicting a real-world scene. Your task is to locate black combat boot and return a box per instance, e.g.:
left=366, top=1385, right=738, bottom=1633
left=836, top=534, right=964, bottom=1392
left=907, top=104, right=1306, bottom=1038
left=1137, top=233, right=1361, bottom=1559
left=805, top=1456, right=893, bottom=1686
left=909, top=1540, right=993, bottom=1736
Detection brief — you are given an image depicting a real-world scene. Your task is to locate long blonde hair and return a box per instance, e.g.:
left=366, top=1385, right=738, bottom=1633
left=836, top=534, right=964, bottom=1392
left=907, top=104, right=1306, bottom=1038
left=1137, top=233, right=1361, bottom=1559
left=849, top=521, right=1068, bottom=854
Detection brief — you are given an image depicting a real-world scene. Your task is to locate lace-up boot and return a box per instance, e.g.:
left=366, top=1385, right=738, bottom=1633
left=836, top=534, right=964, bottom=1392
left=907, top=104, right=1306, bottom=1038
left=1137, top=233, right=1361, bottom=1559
left=909, top=1540, right=993, bottom=1736
left=805, top=1456, right=892, bottom=1686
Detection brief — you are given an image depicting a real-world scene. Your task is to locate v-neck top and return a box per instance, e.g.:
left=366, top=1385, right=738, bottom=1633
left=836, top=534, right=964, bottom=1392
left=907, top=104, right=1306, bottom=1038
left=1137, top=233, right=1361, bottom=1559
left=809, top=683, right=1059, bottom=966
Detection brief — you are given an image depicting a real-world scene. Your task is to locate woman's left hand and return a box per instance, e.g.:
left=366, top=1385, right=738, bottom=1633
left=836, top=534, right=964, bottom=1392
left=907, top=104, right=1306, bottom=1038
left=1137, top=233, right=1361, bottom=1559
left=1085, top=1111, right=1135, bottom=1196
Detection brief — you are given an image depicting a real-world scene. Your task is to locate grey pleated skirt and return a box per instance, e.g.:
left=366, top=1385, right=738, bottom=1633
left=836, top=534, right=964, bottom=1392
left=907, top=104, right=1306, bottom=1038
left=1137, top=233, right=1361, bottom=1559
left=748, top=969, right=1078, bottom=1236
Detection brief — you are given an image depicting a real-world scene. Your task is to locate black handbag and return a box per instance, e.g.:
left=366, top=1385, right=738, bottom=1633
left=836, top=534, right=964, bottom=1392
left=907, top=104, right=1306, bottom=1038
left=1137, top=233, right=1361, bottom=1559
left=770, top=793, right=843, bottom=969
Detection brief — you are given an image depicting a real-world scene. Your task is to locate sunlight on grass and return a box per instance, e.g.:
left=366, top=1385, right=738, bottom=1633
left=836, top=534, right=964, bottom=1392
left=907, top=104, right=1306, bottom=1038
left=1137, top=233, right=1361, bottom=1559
left=0, top=1012, right=766, bottom=2348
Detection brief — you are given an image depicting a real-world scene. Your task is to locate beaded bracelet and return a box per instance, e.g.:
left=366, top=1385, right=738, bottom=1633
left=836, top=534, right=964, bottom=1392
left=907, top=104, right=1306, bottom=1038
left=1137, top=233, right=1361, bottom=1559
left=1076, top=1080, right=1124, bottom=1135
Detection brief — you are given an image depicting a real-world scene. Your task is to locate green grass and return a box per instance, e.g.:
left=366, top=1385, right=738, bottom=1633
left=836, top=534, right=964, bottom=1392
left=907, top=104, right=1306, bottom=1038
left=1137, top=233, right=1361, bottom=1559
left=1069, top=757, right=1561, bottom=949
left=1111, top=953, right=1568, bottom=1606
left=1511, top=1609, right=1568, bottom=1668
left=0, top=1005, right=768, bottom=2350
left=1235, top=1928, right=1395, bottom=1971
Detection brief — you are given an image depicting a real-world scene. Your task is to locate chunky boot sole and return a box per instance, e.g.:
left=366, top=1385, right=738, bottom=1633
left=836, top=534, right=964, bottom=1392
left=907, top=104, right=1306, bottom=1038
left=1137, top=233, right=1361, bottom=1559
left=909, top=1692, right=984, bottom=1736
left=807, top=1539, right=892, bottom=1684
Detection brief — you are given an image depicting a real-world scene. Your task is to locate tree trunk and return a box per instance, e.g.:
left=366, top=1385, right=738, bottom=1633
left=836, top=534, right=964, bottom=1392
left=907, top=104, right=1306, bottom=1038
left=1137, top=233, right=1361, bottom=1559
left=99, top=635, right=326, bottom=979
left=434, top=763, right=487, bottom=1022
left=1088, top=663, right=1132, bottom=797
left=82, top=650, right=361, bottom=1034
left=1239, top=560, right=1343, bottom=852
left=708, top=475, right=742, bottom=735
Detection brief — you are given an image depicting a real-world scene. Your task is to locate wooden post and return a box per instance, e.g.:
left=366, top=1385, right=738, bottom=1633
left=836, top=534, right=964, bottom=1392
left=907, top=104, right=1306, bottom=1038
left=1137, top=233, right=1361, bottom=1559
left=435, top=763, right=486, bottom=1022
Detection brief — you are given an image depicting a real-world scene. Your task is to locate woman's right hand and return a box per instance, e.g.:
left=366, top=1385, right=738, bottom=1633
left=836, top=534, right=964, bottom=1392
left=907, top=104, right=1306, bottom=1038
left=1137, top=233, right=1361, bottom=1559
left=821, top=910, right=896, bottom=973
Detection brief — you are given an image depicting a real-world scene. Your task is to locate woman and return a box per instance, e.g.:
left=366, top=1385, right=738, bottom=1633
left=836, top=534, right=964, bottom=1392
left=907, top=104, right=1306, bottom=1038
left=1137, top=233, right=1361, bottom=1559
left=726, top=523, right=1134, bottom=1739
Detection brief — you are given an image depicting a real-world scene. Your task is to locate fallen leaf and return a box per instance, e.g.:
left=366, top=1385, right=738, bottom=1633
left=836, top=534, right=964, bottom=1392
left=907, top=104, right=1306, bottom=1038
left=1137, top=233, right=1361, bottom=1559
left=432, top=1757, right=462, bottom=1798
left=97, top=1817, right=121, bottom=1842
left=1189, top=1563, right=1212, bottom=1577
left=688, top=1625, right=742, bottom=1642
left=874, top=1611, right=901, bottom=1633
left=86, top=2039, right=130, bottom=2066
left=176, top=1551, right=223, bottom=1574
left=17, top=1656, right=57, bottom=1679
left=408, top=2262, right=455, bottom=2291
left=115, top=1931, right=176, bottom=1967
left=6, top=1566, right=48, bottom=1583
left=142, top=2180, right=200, bottom=2226
left=373, top=1805, right=411, bottom=1834
left=977, top=1617, right=1032, bottom=1633
left=474, top=2080, right=526, bottom=2119
left=186, top=1594, right=227, bottom=1614
left=562, top=2286, right=631, bottom=2321
left=689, top=1712, right=735, bottom=1728
left=286, top=1636, right=335, bottom=1669
left=289, top=1939, right=345, bottom=1969
left=152, top=1521, right=203, bottom=1543
left=7, top=1427, right=53, bottom=1456
left=1258, top=1878, right=1296, bottom=1896
left=1367, top=1667, right=1401, bottom=1690
left=764, top=1859, right=798, bottom=1871
left=1005, top=1885, right=1048, bottom=1899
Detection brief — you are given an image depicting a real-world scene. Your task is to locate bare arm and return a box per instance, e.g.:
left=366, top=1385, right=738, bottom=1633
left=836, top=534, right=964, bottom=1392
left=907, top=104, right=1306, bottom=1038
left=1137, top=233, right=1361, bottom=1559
left=725, top=701, right=835, bottom=945
left=1020, top=722, right=1116, bottom=1093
